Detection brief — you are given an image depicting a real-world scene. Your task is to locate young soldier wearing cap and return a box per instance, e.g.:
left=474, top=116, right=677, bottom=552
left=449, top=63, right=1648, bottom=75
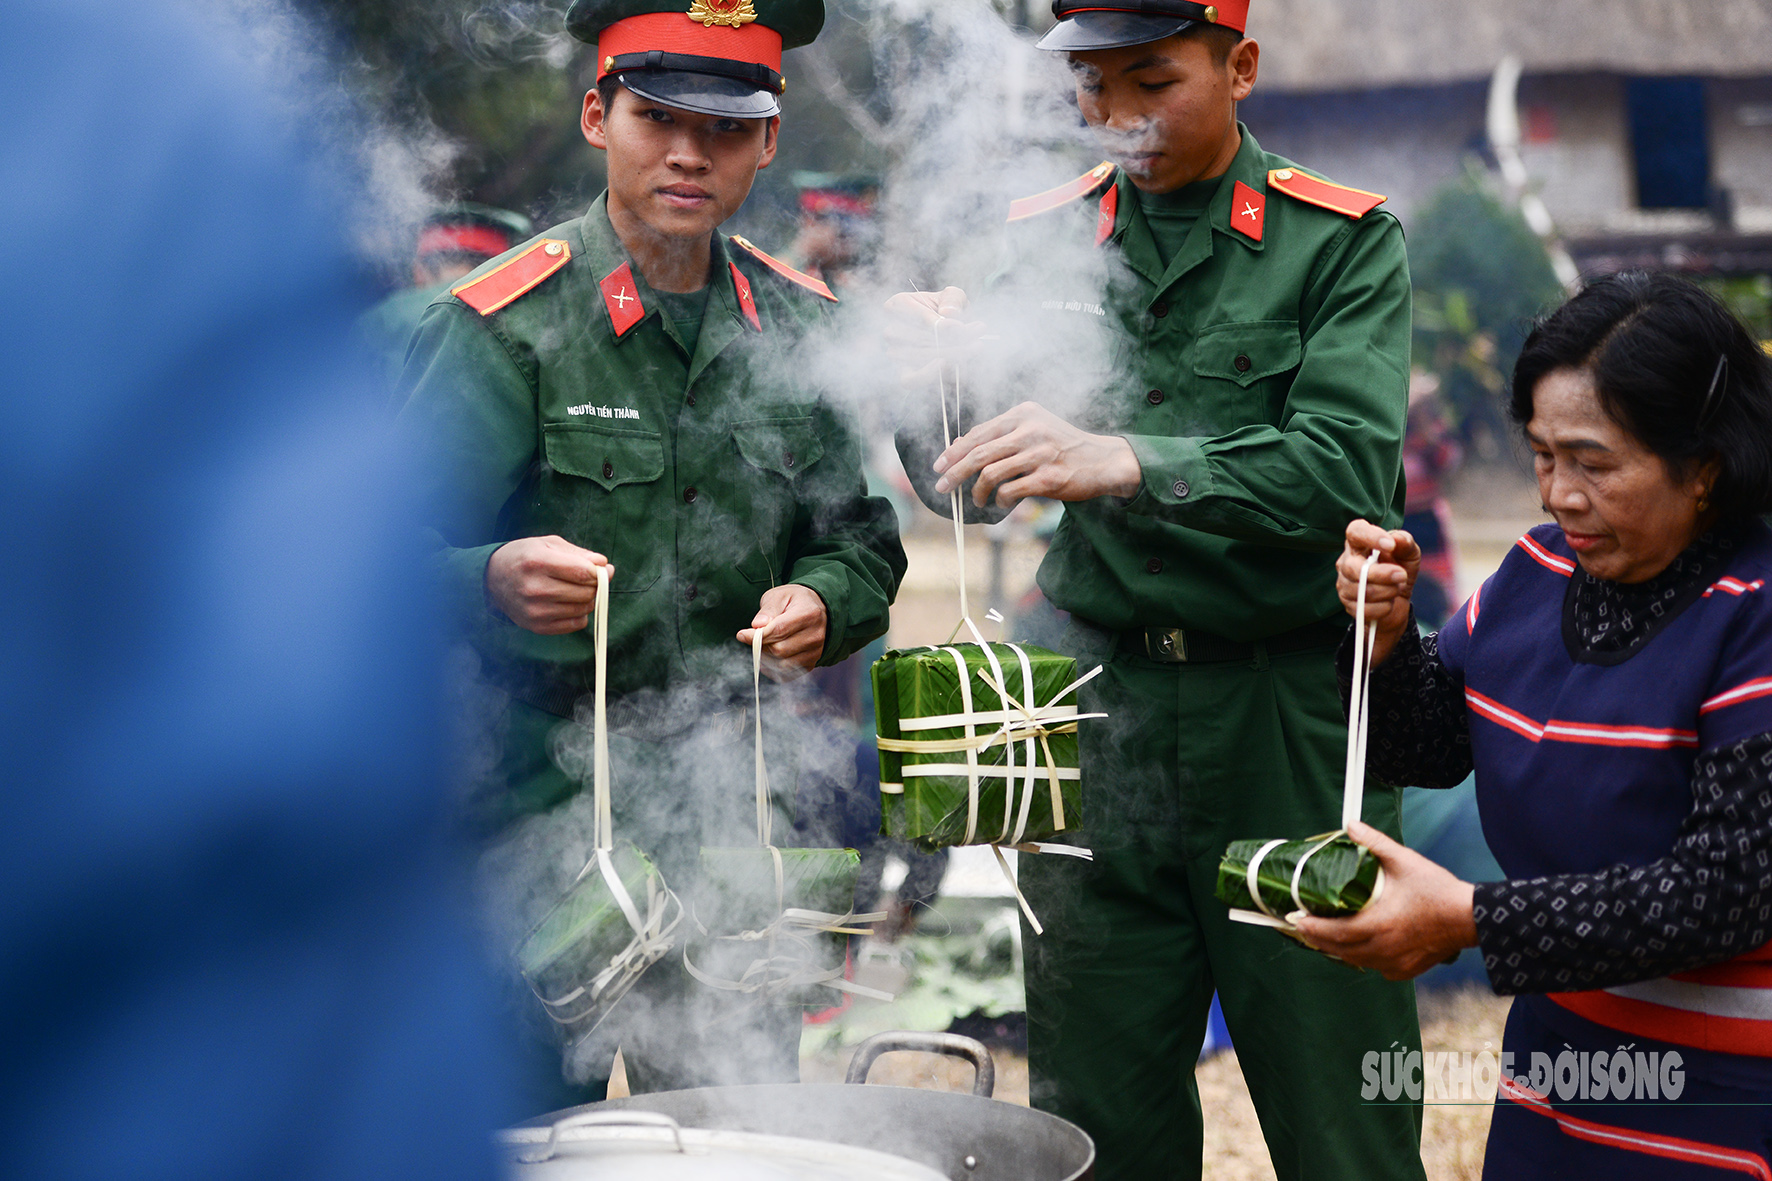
left=398, top=0, right=905, bottom=1107
left=890, top=3, right=1424, bottom=1178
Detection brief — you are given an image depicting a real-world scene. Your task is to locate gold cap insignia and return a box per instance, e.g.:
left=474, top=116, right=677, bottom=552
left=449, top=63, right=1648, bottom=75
left=687, top=0, right=758, bottom=28
left=1204, top=5, right=1219, bottom=22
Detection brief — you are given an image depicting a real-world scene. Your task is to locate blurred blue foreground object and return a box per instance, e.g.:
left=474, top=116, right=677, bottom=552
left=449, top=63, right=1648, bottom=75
left=0, top=2, right=510, bottom=1178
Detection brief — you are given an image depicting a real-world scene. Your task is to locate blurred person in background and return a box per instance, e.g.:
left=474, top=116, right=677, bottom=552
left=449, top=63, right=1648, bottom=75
left=1306, top=273, right=1772, bottom=1180
left=357, top=202, right=535, bottom=395
left=1401, top=371, right=1464, bottom=628
left=887, top=2, right=1422, bottom=1177
left=0, top=2, right=511, bottom=1179
left=785, top=172, right=879, bottom=296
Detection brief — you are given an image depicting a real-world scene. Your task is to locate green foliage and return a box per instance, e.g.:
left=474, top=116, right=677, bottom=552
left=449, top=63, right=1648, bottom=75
left=1700, top=274, right=1772, bottom=343
left=1409, top=165, right=1564, bottom=450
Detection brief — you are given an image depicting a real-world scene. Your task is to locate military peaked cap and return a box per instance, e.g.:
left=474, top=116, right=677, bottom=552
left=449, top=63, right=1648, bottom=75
left=566, top=0, right=825, bottom=119
left=1037, top=0, right=1248, bottom=52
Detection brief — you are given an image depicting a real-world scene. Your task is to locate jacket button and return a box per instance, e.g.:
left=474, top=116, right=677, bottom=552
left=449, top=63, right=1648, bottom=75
left=683, top=486, right=698, bottom=504
left=783, top=451, right=796, bottom=469
left=1151, top=301, right=1170, bottom=318
left=1172, top=480, right=1190, bottom=499
left=1147, top=389, right=1164, bottom=405
left=1146, top=557, right=1163, bottom=574
left=602, top=460, right=614, bottom=479
left=686, top=392, right=697, bottom=408
left=685, top=583, right=698, bottom=602
left=1234, top=354, right=1253, bottom=373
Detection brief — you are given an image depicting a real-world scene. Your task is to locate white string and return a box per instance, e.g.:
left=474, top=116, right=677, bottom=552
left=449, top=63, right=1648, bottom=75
left=752, top=625, right=771, bottom=847
left=685, top=624, right=896, bottom=1004
left=941, top=645, right=981, bottom=844
left=937, top=352, right=970, bottom=628
left=1289, top=833, right=1342, bottom=914
left=593, top=564, right=612, bottom=851
left=1244, top=839, right=1287, bottom=918
left=529, top=564, right=682, bottom=1027
left=961, top=617, right=1016, bottom=843
left=1342, top=553, right=1379, bottom=832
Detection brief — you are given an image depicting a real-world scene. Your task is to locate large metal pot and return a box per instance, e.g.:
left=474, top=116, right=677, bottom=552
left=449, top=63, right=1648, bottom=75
left=504, top=1031, right=1095, bottom=1181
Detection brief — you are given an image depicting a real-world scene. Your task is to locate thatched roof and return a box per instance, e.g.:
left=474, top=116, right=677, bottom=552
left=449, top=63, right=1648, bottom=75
left=1247, top=0, right=1772, bottom=91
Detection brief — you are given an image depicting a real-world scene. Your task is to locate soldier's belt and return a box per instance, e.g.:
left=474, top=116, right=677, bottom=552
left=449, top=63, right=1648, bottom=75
left=1117, top=616, right=1348, bottom=664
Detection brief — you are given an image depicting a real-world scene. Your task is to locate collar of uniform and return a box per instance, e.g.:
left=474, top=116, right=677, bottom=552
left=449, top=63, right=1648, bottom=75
left=575, top=194, right=660, bottom=349
left=1106, top=124, right=1269, bottom=310
left=1204, top=123, right=1269, bottom=255
left=688, top=233, right=753, bottom=386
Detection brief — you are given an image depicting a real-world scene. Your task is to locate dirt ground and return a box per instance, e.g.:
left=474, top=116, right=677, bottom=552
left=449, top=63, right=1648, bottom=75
left=790, top=985, right=1511, bottom=1181
left=1193, top=986, right=1511, bottom=1181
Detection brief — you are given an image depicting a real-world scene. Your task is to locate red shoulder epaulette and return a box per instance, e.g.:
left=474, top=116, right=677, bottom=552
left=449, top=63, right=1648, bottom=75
left=1007, top=162, right=1117, bottom=223
left=450, top=238, right=571, bottom=316
left=728, top=235, right=837, bottom=302
left=1266, top=168, right=1386, bottom=219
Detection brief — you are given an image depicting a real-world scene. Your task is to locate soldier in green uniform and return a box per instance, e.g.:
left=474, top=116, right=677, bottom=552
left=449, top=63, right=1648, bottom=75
left=890, top=3, right=1425, bottom=1178
left=397, top=0, right=904, bottom=1109
left=357, top=202, right=534, bottom=395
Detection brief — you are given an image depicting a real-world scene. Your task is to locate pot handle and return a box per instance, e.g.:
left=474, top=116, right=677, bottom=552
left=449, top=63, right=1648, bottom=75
left=844, top=1031, right=996, bottom=1098
left=518, top=1110, right=687, bottom=1163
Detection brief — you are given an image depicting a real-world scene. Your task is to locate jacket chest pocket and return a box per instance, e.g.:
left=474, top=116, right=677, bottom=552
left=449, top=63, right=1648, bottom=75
left=1188, top=320, right=1302, bottom=430
left=541, top=422, right=666, bottom=591
left=727, top=417, right=826, bottom=584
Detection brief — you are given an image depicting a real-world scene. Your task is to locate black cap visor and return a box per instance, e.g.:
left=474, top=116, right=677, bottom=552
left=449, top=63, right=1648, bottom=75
left=617, top=70, right=781, bottom=119
left=1035, top=12, right=1196, bottom=52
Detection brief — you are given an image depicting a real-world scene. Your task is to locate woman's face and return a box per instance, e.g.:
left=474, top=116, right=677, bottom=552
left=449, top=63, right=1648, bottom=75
left=1526, top=367, right=1715, bottom=584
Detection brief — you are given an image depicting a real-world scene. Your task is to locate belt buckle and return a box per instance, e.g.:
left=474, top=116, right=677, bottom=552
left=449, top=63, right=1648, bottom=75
left=1146, top=628, right=1187, bottom=663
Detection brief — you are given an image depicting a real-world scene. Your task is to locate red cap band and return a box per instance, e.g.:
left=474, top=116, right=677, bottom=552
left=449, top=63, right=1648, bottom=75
left=597, top=12, right=783, bottom=80
left=800, top=191, right=873, bottom=217
left=417, top=224, right=513, bottom=259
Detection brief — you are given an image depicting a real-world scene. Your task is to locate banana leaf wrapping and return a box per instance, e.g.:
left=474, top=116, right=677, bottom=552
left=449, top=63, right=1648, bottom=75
left=872, top=642, right=1082, bottom=849
left=1214, top=832, right=1383, bottom=919
left=516, top=841, right=678, bottom=1042
left=685, top=846, right=864, bottom=1007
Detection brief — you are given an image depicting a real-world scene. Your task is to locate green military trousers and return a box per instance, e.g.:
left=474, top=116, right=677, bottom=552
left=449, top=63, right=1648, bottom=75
left=1020, top=622, right=1426, bottom=1181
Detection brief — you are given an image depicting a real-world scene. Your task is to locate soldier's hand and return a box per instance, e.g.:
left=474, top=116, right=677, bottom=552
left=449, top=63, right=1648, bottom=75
left=485, top=536, right=611, bottom=635
left=1336, top=520, right=1420, bottom=665
left=883, top=287, right=985, bottom=384
left=933, top=401, right=1142, bottom=510
left=1290, top=822, right=1477, bottom=981
left=738, top=584, right=827, bottom=681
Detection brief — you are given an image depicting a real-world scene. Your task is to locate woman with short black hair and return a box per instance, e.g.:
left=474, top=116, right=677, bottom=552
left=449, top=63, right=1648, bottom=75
left=1511, top=269, right=1772, bottom=523
left=1299, top=272, right=1772, bottom=1178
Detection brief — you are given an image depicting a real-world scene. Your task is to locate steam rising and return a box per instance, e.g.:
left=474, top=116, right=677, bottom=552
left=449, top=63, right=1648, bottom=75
left=205, top=0, right=1137, bottom=1095
left=453, top=0, right=1140, bottom=1093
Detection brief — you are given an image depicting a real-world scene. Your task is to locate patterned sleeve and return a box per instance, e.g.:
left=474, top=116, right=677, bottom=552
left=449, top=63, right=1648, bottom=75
left=1337, top=618, right=1473, bottom=789
left=1474, top=731, right=1772, bottom=995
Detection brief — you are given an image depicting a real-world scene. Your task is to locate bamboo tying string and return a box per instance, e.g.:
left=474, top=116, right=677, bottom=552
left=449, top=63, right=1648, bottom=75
left=923, top=348, right=1097, bottom=934
left=530, top=564, right=681, bottom=1026
left=1229, top=552, right=1386, bottom=932
left=677, top=628, right=890, bottom=1002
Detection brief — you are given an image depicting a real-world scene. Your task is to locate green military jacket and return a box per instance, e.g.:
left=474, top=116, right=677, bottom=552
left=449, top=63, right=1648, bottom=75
left=356, top=279, right=449, bottom=401
left=929, top=126, right=1410, bottom=642
left=398, top=195, right=905, bottom=716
